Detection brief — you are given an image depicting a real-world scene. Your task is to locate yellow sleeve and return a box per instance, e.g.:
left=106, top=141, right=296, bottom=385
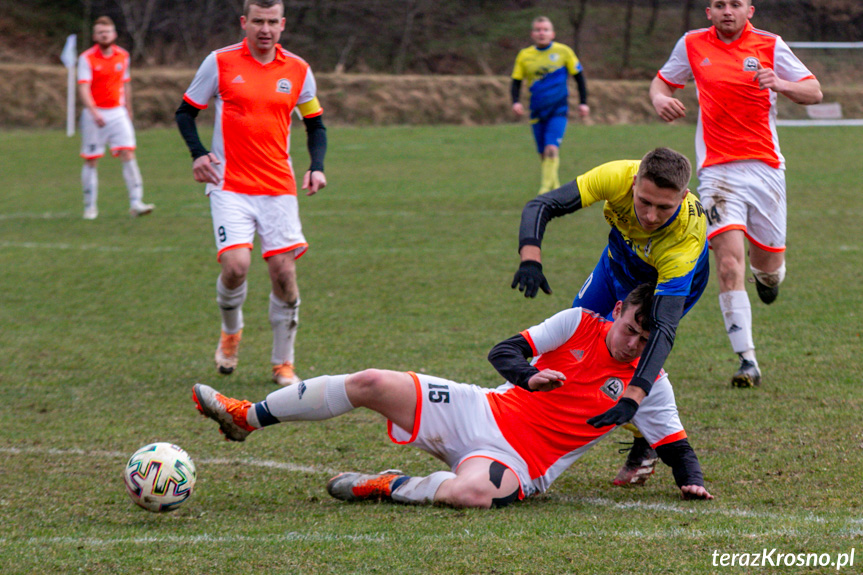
left=511, top=50, right=526, bottom=81
left=564, top=45, right=580, bottom=75
left=297, top=97, right=323, bottom=118
left=575, top=160, right=639, bottom=208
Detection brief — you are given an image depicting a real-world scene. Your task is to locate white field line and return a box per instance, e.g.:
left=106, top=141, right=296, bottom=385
left=3, top=446, right=862, bottom=529
left=0, top=241, right=185, bottom=253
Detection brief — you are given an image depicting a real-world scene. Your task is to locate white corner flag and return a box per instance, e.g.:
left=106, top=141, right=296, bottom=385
left=61, top=34, right=77, bottom=136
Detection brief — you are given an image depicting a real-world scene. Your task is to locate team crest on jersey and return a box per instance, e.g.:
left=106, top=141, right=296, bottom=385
left=276, top=78, right=293, bottom=94
left=742, top=57, right=760, bottom=72
left=600, top=377, right=624, bottom=401
left=549, top=53, right=559, bottom=62
left=115, top=63, right=123, bottom=72
left=571, top=349, right=585, bottom=362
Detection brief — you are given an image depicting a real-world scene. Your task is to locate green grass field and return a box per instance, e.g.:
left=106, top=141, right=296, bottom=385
left=0, top=123, right=861, bottom=574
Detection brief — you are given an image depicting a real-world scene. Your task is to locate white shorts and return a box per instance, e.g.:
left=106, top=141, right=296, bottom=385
left=388, top=373, right=532, bottom=498
left=79, top=107, right=136, bottom=159
left=209, top=190, right=308, bottom=261
left=698, top=161, right=787, bottom=253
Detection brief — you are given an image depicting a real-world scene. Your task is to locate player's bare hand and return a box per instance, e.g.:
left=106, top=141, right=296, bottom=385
left=92, top=110, right=106, bottom=128
left=753, top=63, right=784, bottom=92
left=578, top=104, right=590, bottom=118
left=652, top=94, right=686, bottom=122
left=303, top=170, right=327, bottom=196
left=512, top=102, right=525, bottom=117
left=192, top=153, right=221, bottom=185
left=680, top=484, right=714, bottom=500
left=528, top=369, right=566, bottom=392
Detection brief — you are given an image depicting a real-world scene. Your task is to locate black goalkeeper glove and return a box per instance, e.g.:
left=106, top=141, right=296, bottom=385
left=511, top=260, right=552, bottom=298
left=587, top=397, right=639, bottom=428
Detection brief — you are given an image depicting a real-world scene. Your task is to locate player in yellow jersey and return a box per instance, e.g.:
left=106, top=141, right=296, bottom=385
left=511, top=16, right=589, bottom=194
left=511, top=147, right=709, bottom=486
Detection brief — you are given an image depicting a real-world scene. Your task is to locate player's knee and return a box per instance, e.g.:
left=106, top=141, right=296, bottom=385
left=751, top=262, right=786, bottom=287
left=442, top=482, right=494, bottom=509
left=347, top=369, right=391, bottom=398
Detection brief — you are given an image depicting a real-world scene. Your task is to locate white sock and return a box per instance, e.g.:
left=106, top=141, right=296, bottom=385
left=82, top=164, right=98, bottom=208
left=122, top=159, right=144, bottom=204
left=751, top=262, right=786, bottom=288
left=269, top=293, right=299, bottom=365
left=391, top=471, right=456, bottom=505
left=216, top=277, right=246, bottom=334
left=247, top=374, right=353, bottom=426
left=719, top=290, right=756, bottom=359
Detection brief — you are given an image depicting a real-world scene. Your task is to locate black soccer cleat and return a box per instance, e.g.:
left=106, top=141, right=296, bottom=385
left=753, top=275, right=779, bottom=305
left=731, top=358, right=762, bottom=388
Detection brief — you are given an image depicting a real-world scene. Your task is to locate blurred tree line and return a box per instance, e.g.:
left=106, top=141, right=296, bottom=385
left=7, top=0, right=862, bottom=78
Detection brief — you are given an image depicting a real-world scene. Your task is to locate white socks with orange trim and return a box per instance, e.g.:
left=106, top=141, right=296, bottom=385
left=391, top=472, right=456, bottom=504
left=216, top=277, right=246, bottom=334
left=82, top=164, right=98, bottom=209
left=247, top=374, right=353, bottom=427
left=122, top=159, right=144, bottom=204
left=270, top=293, right=299, bottom=365
left=719, top=290, right=757, bottom=363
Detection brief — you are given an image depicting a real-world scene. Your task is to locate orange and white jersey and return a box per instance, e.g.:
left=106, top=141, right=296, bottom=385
left=183, top=39, right=322, bottom=196
left=77, top=44, right=130, bottom=109
left=486, top=308, right=685, bottom=491
left=657, top=22, right=815, bottom=171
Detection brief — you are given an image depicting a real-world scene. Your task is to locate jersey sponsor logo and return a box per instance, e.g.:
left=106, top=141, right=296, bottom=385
left=700, top=57, right=712, bottom=67
left=600, top=377, right=624, bottom=401
left=743, top=57, right=760, bottom=72
left=277, top=78, right=293, bottom=94
left=571, top=349, right=585, bottom=362
left=232, top=74, right=245, bottom=84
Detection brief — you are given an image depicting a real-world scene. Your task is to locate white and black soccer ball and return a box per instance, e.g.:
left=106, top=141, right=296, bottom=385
left=123, top=442, right=197, bottom=512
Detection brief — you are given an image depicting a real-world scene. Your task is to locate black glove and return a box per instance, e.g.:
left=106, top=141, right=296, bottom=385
left=511, top=260, right=552, bottom=298
left=587, top=397, right=639, bottom=428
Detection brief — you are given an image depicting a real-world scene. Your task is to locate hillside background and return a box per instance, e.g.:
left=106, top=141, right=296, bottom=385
left=2, top=0, right=861, bottom=128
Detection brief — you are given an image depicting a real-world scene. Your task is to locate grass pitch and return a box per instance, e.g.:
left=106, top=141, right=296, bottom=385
left=0, top=123, right=861, bottom=574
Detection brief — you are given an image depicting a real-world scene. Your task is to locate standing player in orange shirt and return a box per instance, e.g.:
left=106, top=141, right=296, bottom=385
left=192, top=284, right=713, bottom=507
left=650, top=0, right=822, bottom=387
left=77, top=16, right=154, bottom=220
left=175, top=0, right=327, bottom=386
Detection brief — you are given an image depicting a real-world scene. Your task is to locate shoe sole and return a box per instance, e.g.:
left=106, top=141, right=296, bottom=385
left=731, top=375, right=760, bottom=388
left=191, top=383, right=249, bottom=442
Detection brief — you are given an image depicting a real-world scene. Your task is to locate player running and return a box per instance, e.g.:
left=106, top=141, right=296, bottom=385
left=193, top=284, right=713, bottom=508
left=77, top=16, right=154, bottom=219
left=650, top=0, right=822, bottom=387
left=511, top=16, right=589, bottom=194
left=510, top=147, right=709, bottom=487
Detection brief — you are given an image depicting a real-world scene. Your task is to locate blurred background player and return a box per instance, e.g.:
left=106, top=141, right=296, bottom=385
left=650, top=0, right=822, bottom=387
left=193, top=284, right=713, bottom=508
left=77, top=16, right=153, bottom=220
left=511, top=16, right=589, bottom=194
left=510, top=147, right=708, bottom=486
left=175, top=0, right=327, bottom=386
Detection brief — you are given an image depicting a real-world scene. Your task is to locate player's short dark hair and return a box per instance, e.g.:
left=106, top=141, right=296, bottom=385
left=621, top=283, right=655, bottom=332
left=244, top=0, right=284, bottom=16
left=93, top=16, right=115, bottom=29
left=637, top=147, right=692, bottom=193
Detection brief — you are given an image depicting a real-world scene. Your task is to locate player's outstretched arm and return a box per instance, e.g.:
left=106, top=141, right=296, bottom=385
left=487, top=334, right=541, bottom=389
left=655, top=438, right=713, bottom=500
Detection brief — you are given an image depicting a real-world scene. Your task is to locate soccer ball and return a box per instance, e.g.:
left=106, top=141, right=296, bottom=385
left=123, top=442, right=197, bottom=512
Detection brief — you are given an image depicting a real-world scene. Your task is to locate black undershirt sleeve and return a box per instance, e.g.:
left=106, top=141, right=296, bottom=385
left=175, top=101, right=209, bottom=160
left=574, top=72, right=587, bottom=105
left=628, top=294, right=686, bottom=396
left=510, top=79, right=522, bottom=105
left=518, top=180, right=583, bottom=252
left=303, top=115, right=327, bottom=173
left=487, top=334, right=540, bottom=390
left=655, top=438, right=704, bottom=487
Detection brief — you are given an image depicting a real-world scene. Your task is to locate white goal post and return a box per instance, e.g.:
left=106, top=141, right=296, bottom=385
left=778, top=42, right=863, bottom=127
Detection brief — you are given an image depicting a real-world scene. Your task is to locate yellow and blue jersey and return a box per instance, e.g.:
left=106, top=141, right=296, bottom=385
left=576, top=160, right=708, bottom=298
left=512, top=42, right=582, bottom=120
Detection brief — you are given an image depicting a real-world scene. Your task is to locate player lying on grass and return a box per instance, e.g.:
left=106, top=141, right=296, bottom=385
left=193, top=284, right=713, bottom=508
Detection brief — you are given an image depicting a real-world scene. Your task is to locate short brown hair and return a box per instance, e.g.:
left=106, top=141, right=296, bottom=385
left=244, top=0, right=284, bottom=16
left=637, top=147, right=692, bottom=193
left=620, top=283, right=655, bottom=332
left=93, top=16, right=115, bottom=29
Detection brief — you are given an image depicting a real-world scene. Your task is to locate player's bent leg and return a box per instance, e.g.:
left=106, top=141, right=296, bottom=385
left=749, top=247, right=786, bottom=305
left=345, top=369, right=418, bottom=433
left=614, top=431, right=658, bottom=486
left=434, top=457, right=521, bottom=509
left=192, top=383, right=256, bottom=442
left=215, top=249, right=251, bottom=374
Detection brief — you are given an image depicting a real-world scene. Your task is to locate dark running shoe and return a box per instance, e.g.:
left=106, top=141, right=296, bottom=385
left=613, top=436, right=657, bottom=486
